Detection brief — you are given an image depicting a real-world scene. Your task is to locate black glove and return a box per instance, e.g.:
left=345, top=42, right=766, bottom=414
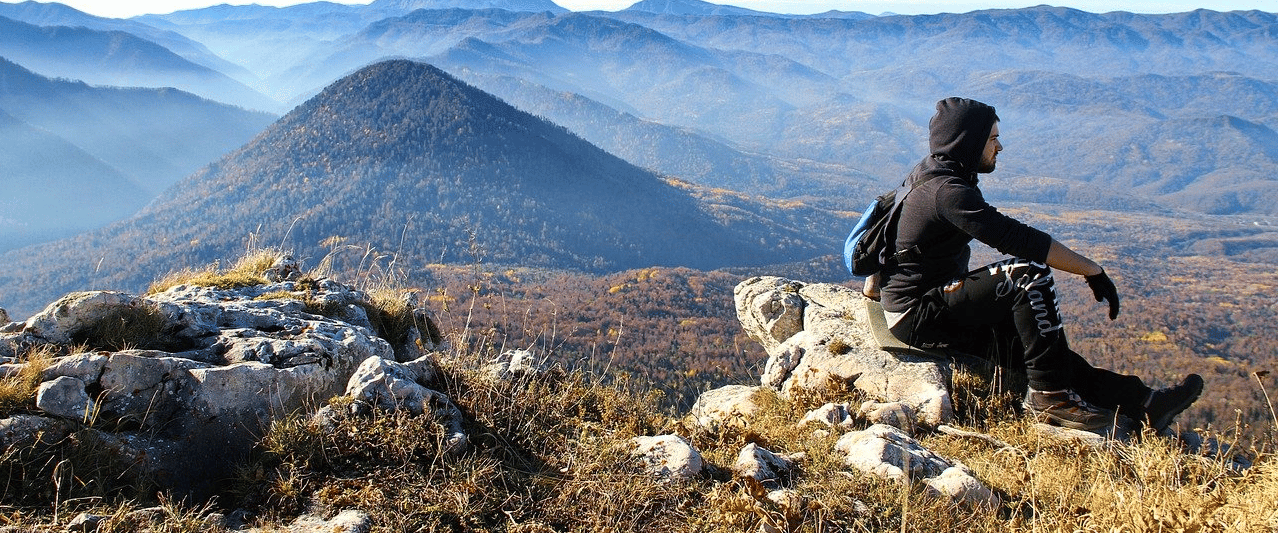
left=1085, top=270, right=1120, bottom=320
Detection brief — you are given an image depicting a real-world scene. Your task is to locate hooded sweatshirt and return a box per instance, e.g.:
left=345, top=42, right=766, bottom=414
left=880, top=97, right=1053, bottom=314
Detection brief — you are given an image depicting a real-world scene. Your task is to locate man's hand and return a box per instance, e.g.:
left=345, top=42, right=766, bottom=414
left=1085, top=270, right=1120, bottom=320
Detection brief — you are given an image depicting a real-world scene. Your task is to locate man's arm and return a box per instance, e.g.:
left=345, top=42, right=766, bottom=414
left=1046, top=239, right=1120, bottom=319
left=1045, top=239, right=1103, bottom=276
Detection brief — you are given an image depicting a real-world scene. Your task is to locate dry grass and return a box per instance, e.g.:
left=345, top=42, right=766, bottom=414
left=0, top=346, right=54, bottom=416
left=146, top=247, right=283, bottom=295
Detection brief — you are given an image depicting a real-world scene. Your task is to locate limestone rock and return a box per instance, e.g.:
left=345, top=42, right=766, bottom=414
left=280, top=510, right=370, bottom=533
left=35, top=376, right=93, bottom=422
left=733, top=443, right=800, bottom=487
left=735, top=276, right=952, bottom=425
left=632, top=434, right=703, bottom=480
left=835, top=424, right=952, bottom=482
left=798, top=403, right=854, bottom=430
left=344, top=354, right=465, bottom=453
left=688, top=384, right=762, bottom=430
left=262, top=255, right=301, bottom=282
left=857, top=401, right=917, bottom=434
left=0, top=414, right=73, bottom=449
left=484, top=348, right=544, bottom=379
left=922, top=466, right=1002, bottom=510
left=40, top=352, right=108, bottom=383
left=21, top=291, right=141, bottom=345
left=734, top=277, right=805, bottom=354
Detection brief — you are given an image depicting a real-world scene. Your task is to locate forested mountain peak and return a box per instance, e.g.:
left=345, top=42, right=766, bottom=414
left=0, top=59, right=840, bottom=317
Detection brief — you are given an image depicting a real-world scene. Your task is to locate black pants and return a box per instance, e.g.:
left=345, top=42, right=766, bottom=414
left=889, top=258, right=1151, bottom=414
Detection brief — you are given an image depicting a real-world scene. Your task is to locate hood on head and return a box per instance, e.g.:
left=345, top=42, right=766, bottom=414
left=928, top=97, right=998, bottom=175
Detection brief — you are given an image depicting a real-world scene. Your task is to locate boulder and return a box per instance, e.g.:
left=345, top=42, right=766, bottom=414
left=19, top=291, right=141, bottom=345
left=688, top=384, right=762, bottom=430
left=834, top=424, right=997, bottom=508
left=632, top=434, right=703, bottom=480
left=35, top=376, right=93, bottom=422
left=733, top=443, right=801, bottom=487
left=798, top=403, right=855, bottom=430
left=857, top=401, right=917, bottom=434
left=344, top=354, right=466, bottom=453
left=735, top=276, right=952, bottom=425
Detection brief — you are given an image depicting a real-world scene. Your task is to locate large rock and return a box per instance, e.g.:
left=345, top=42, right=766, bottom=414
left=0, top=266, right=449, bottom=498
left=835, top=424, right=999, bottom=509
left=734, top=276, right=953, bottom=425
left=631, top=434, right=703, bottom=481
left=688, top=384, right=762, bottom=430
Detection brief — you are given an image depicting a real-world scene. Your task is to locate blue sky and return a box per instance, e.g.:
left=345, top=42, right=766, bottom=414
left=6, top=0, right=1270, bottom=18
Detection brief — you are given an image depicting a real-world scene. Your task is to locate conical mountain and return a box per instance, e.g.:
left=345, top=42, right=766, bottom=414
left=0, top=59, right=837, bottom=318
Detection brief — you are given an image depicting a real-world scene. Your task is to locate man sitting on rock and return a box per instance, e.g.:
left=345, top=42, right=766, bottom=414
left=871, top=96, right=1202, bottom=433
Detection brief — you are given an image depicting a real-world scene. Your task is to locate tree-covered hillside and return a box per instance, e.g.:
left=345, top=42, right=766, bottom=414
left=0, top=59, right=847, bottom=318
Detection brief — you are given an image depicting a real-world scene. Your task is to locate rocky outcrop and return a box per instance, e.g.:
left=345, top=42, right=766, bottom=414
left=734, top=276, right=953, bottom=425
left=0, top=263, right=448, bottom=498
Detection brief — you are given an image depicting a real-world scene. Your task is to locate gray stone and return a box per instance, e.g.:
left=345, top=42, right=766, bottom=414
left=281, top=510, right=370, bottom=533
left=735, top=276, right=952, bottom=425
left=40, top=352, right=108, bottom=383
left=484, top=348, right=544, bottom=379
left=857, top=401, right=917, bottom=434
left=0, top=414, right=73, bottom=449
left=835, top=424, right=953, bottom=482
left=0, top=268, right=447, bottom=499
left=798, top=402, right=854, bottom=430
left=922, top=466, right=1002, bottom=510
left=688, top=384, right=762, bottom=430
left=632, top=434, right=703, bottom=480
left=21, top=291, right=142, bottom=344
left=833, top=424, right=999, bottom=508
left=35, top=376, right=94, bottom=422
left=344, top=355, right=465, bottom=453
left=733, top=443, right=799, bottom=486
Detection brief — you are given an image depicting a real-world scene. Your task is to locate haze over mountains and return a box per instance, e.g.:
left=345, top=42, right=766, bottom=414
left=1, top=0, right=1277, bottom=317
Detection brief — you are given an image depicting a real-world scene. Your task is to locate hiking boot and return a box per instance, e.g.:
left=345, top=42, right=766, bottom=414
left=1144, top=374, right=1204, bottom=432
left=1023, top=389, right=1117, bottom=431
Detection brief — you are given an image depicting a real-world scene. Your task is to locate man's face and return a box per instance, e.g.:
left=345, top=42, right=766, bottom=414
left=978, top=121, right=1002, bottom=173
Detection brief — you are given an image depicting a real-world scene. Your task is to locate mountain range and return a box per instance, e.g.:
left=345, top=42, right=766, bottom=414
left=120, top=2, right=1278, bottom=212
left=0, top=60, right=843, bottom=317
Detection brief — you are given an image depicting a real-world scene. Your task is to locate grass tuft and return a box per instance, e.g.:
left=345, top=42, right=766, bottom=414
left=147, top=248, right=284, bottom=295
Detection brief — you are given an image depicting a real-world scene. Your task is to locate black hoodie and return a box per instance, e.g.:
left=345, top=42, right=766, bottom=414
left=881, top=97, right=1053, bottom=314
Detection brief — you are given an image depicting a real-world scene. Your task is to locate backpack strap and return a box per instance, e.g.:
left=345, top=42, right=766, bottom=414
left=885, top=172, right=947, bottom=266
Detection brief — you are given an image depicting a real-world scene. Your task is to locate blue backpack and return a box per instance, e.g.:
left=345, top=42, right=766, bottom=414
left=843, top=178, right=931, bottom=277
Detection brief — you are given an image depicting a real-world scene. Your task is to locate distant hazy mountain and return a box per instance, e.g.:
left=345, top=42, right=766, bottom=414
left=608, top=7, right=1278, bottom=80
left=0, top=57, right=276, bottom=195
left=0, top=108, right=149, bottom=251
left=0, top=60, right=843, bottom=317
left=0, top=1, right=256, bottom=84
left=370, top=0, right=567, bottom=12
left=624, top=0, right=770, bottom=17
left=0, top=15, right=280, bottom=111
left=450, top=70, right=883, bottom=204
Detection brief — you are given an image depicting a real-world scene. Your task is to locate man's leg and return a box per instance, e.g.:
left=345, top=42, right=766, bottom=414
left=892, top=259, right=1125, bottom=430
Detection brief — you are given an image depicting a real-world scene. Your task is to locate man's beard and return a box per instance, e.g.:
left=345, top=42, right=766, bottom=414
left=978, top=156, right=996, bottom=173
